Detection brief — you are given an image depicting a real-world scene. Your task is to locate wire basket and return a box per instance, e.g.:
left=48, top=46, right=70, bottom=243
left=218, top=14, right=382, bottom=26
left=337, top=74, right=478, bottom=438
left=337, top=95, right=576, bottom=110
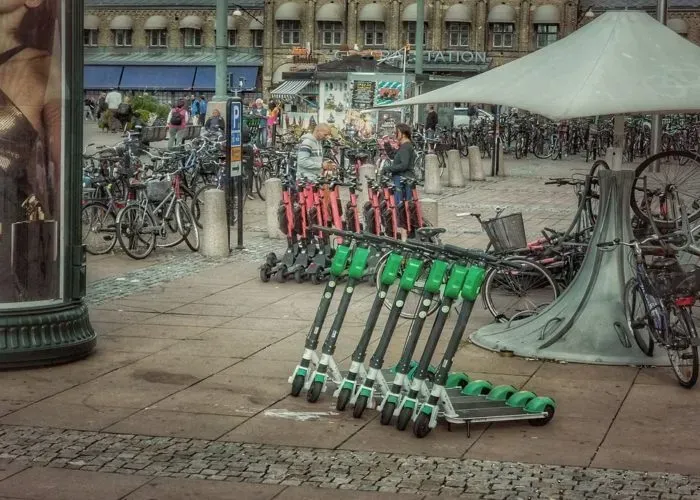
left=146, top=179, right=171, bottom=203
left=482, top=212, right=527, bottom=253
left=651, top=265, right=700, bottom=298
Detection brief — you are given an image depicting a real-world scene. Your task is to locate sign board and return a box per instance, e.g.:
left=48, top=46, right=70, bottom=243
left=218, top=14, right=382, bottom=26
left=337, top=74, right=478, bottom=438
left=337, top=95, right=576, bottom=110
left=229, top=100, right=242, bottom=178
left=351, top=81, right=376, bottom=110
left=334, top=49, right=491, bottom=69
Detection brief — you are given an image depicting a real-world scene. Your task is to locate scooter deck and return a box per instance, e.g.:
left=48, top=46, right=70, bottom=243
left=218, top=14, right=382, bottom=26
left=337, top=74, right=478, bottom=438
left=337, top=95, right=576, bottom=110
left=442, top=388, right=547, bottom=423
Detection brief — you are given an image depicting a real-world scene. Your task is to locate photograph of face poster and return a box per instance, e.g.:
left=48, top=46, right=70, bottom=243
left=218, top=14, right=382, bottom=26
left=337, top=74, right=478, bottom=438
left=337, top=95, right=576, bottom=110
left=0, top=0, right=62, bottom=305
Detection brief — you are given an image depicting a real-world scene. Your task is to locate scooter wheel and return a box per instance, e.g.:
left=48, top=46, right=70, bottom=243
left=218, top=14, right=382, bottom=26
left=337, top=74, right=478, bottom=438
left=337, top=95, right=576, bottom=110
left=275, top=268, right=286, bottom=283
left=259, top=266, right=271, bottom=283
left=336, top=387, right=352, bottom=411
left=265, top=252, right=278, bottom=266
left=380, top=401, right=396, bottom=425
left=529, top=405, right=555, bottom=427
left=396, top=406, right=413, bottom=431
left=294, top=268, right=305, bottom=284
left=353, top=395, right=369, bottom=419
left=290, top=374, right=305, bottom=397
left=307, top=381, right=323, bottom=403
left=413, top=412, right=432, bottom=438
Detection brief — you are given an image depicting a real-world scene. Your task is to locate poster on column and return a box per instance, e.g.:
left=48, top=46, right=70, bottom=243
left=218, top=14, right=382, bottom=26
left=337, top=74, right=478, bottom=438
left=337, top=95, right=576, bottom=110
left=320, top=81, right=348, bottom=129
left=0, top=0, right=63, bottom=306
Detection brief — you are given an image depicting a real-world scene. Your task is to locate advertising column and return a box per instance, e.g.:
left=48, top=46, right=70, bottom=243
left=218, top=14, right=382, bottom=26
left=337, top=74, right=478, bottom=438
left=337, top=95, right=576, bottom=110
left=0, top=0, right=96, bottom=367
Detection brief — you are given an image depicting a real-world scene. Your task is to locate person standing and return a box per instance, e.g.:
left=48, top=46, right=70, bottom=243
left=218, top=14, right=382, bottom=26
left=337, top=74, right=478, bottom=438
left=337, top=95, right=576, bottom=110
left=115, top=96, right=133, bottom=132
left=198, top=95, right=207, bottom=125
left=295, top=123, right=332, bottom=181
left=204, top=108, right=225, bottom=132
left=96, top=92, right=107, bottom=120
left=381, top=123, right=416, bottom=204
left=425, top=105, right=438, bottom=151
left=267, top=101, right=280, bottom=146
left=167, top=100, right=189, bottom=149
left=190, top=96, right=200, bottom=126
left=105, top=88, right=122, bottom=112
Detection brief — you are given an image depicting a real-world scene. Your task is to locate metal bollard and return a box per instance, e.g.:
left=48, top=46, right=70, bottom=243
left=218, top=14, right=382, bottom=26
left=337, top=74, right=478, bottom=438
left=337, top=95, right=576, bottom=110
left=468, top=146, right=485, bottom=181
left=199, top=189, right=230, bottom=257
left=424, top=154, right=442, bottom=195
left=460, top=154, right=470, bottom=183
left=265, top=178, right=285, bottom=239
left=421, top=198, right=438, bottom=227
left=447, top=149, right=464, bottom=187
left=358, top=164, right=375, bottom=208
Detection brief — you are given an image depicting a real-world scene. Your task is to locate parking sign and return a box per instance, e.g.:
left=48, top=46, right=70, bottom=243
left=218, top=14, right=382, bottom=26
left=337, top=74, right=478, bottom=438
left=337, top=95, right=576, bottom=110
left=229, top=100, right=242, bottom=177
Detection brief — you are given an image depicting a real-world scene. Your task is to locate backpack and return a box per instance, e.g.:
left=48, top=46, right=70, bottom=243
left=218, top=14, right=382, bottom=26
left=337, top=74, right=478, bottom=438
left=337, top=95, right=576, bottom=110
left=170, top=108, right=183, bottom=126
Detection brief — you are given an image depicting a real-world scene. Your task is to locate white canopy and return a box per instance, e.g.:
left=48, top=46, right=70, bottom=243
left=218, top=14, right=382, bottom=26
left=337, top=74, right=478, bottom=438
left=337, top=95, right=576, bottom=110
left=394, top=11, right=700, bottom=119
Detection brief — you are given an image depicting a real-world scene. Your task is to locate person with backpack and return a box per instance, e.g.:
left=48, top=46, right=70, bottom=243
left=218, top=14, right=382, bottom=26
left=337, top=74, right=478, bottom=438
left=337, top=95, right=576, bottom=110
left=167, top=100, right=189, bottom=149
left=380, top=123, right=416, bottom=204
left=115, top=97, right=133, bottom=132
left=198, top=95, right=207, bottom=125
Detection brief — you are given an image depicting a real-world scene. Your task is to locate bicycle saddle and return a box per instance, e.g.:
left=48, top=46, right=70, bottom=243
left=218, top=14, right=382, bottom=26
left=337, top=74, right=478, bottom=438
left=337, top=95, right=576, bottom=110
left=416, top=227, right=447, bottom=238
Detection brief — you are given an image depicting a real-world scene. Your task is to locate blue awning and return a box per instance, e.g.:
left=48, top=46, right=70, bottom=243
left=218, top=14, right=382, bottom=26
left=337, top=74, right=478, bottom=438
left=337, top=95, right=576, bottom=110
left=120, top=65, right=196, bottom=91
left=84, top=65, right=124, bottom=90
left=192, top=66, right=259, bottom=91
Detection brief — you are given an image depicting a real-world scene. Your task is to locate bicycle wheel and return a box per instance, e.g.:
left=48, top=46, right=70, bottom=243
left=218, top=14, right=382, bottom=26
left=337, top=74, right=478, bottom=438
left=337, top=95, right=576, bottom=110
left=256, top=168, right=270, bottom=201
left=623, top=278, right=655, bottom=356
left=532, top=137, right=553, bottom=159
left=667, top=306, right=699, bottom=388
left=482, top=258, right=559, bottom=323
left=116, top=205, right=156, bottom=260
left=81, top=201, right=117, bottom=255
left=176, top=201, right=200, bottom=252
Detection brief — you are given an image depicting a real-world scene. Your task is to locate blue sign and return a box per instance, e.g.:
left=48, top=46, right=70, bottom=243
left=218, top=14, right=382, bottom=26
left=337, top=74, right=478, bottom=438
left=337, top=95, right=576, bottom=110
left=229, top=100, right=242, bottom=177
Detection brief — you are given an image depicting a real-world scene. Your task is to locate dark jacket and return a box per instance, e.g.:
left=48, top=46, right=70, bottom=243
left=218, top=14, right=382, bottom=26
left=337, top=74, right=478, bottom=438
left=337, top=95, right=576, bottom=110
left=382, top=141, right=415, bottom=178
left=205, top=116, right=225, bottom=131
left=426, top=110, right=438, bottom=130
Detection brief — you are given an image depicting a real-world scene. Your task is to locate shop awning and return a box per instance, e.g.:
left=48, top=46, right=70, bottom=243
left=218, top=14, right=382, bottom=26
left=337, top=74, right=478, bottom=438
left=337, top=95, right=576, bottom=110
left=488, top=4, right=516, bottom=23
left=532, top=5, right=560, bottom=24
left=444, top=3, right=473, bottom=23
left=359, top=3, right=386, bottom=22
left=667, top=18, right=689, bottom=34
left=84, top=65, right=123, bottom=90
left=316, top=2, right=344, bottom=22
left=144, top=15, right=168, bottom=30
left=250, top=17, right=264, bottom=30
left=120, top=65, right=196, bottom=90
left=275, top=2, right=303, bottom=21
left=110, top=15, right=133, bottom=30
left=271, top=80, right=311, bottom=99
left=179, top=15, right=203, bottom=29
left=401, top=2, right=430, bottom=22
left=192, top=66, right=259, bottom=91
left=84, top=15, right=100, bottom=30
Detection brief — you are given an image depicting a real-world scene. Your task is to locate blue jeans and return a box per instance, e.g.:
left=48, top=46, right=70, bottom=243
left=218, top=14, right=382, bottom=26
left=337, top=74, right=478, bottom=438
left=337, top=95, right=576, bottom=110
left=392, top=176, right=413, bottom=204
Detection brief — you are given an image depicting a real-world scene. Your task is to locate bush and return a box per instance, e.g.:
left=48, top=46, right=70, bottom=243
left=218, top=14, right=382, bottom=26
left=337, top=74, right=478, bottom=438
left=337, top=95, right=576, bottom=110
left=131, top=94, right=169, bottom=120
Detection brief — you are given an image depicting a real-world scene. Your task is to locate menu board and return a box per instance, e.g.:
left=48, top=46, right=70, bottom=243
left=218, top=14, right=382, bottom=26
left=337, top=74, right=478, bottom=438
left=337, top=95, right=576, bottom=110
left=351, top=81, right=376, bottom=110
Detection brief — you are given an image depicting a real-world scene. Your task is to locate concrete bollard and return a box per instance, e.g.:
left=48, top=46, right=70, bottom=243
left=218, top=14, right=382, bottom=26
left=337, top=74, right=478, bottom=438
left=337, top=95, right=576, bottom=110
left=358, top=164, right=375, bottom=208
left=605, top=146, right=624, bottom=171
left=424, top=154, right=442, bottom=195
left=447, top=149, right=464, bottom=187
left=460, top=154, right=470, bottom=183
left=265, top=178, right=285, bottom=239
left=421, top=198, right=438, bottom=227
left=468, top=146, right=485, bottom=181
left=199, top=189, right=230, bottom=257
left=497, top=141, right=507, bottom=177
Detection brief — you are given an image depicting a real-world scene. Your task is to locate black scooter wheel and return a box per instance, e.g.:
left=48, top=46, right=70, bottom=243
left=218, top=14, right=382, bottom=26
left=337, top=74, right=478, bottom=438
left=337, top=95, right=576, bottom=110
left=336, top=388, right=352, bottom=411
left=380, top=401, right=396, bottom=425
left=265, top=252, right=278, bottom=266
left=396, top=407, right=412, bottom=431
left=275, top=268, right=286, bottom=283
left=259, top=266, right=271, bottom=283
left=294, top=269, right=305, bottom=284
left=310, top=271, right=322, bottom=285
left=307, top=381, right=323, bottom=403
left=413, top=412, right=432, bottom=438
left=353, top=395, right=369, bottom=418
left=290, top=374, right=305, bottom=397
left=529, top=405, right=555, bottom=427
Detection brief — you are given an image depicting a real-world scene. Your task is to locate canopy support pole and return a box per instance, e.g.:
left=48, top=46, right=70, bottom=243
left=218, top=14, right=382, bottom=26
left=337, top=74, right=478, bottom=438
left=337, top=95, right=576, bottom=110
left=650, top=0, right=667, bottom=172
left=470, top=170, right=670, bottom=366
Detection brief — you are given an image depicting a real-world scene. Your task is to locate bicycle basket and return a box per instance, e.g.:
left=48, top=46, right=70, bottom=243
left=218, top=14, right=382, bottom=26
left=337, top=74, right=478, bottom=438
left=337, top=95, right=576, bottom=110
left=653, top=266, right=700, bottom=297
left=146, top=179, right=171, bottom=203
left=482, top=212, right=527, bottom=252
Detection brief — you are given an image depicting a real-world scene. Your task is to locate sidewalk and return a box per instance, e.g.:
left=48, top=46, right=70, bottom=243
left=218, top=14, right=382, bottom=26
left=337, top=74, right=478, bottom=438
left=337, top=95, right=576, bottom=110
left=1, top=133, right=699, bottom=498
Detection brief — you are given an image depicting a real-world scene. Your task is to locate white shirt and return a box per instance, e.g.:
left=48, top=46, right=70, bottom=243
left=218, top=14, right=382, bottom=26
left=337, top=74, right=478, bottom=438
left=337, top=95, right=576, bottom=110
left=105, top=91, right=122, bottom=110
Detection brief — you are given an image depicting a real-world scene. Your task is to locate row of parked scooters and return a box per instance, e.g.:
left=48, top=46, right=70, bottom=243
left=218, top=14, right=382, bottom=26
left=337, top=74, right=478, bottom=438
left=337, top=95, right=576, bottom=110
left=259, top=174, right=430, bottom=284
left=287, top=227, right=556, bottom=438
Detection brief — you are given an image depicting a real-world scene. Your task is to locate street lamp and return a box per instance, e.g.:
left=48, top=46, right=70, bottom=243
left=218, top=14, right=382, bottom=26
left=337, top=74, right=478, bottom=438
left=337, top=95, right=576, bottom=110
left=578, top=7, right=595, bottom=24
left=232, top=6, right=264, bottom=24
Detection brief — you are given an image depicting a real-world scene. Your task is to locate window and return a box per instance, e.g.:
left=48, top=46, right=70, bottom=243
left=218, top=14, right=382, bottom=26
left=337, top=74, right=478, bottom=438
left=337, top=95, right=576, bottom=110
left=278, top=20, right=301, bottom=45
left=182, top=28, right=202, bottom=47
left=405, top=22, right=428, bottom=45
left=319, top=21, right=343, bottom=46
left=113, top=29, right=132, bottom=47
left=535, top=24, right=558, bottom=48
left=147, top=29, right=167, bottom=47
left=446, top=22, right=469, bottom=47
left=363, top=21, right=385, bottom=46
left=83, top=29, right=98, bottom=47
left=491, top=23, right=514, bottom=49
left=228, top=29, right=238, bottom=47
left=252, top=30, right=264, bottom=47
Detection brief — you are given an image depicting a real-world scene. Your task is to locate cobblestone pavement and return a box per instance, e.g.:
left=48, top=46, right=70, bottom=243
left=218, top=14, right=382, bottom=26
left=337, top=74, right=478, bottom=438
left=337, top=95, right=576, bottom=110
left=2, top=425, right=699, bottom=499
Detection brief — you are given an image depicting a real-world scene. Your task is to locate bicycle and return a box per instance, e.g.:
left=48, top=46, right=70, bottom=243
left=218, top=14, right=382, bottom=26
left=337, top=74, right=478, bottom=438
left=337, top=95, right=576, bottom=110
left=599, top=236, right=699, bottom=388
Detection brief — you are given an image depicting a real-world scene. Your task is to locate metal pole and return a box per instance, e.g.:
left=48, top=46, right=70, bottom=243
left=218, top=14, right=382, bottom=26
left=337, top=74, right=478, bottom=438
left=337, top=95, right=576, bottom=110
left=214, top=0, right=228, bottom=100
left=650, top=0, right=667, bottom=170
left=236, top=179, right=244, bottom=248
left=415, top=0, right=424, bottom=75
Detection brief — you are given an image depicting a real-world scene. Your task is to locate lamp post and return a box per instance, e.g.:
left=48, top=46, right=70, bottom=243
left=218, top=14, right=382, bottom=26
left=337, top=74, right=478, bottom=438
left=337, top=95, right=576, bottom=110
left=415, top=0, right=425, bottom=76
left=215, top=0, right=229, bottom=100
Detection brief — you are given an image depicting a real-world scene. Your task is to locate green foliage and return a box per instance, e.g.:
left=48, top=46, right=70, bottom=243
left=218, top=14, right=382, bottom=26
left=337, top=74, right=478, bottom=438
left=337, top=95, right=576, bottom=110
left=130, top=94, right=169, bottom=119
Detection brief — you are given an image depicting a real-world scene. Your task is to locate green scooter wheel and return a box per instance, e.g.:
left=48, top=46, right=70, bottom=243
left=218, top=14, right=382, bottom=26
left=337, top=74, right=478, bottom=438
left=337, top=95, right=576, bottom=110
left=353, top=395, right=369, bottom=418
left=413, top=413, right=432, bottom=439
left=380, top=401, right=396, bottom=425
left=336, top=388, right=352, bottom=411
left=396, top=407, right=412, bottom=431
left=290, top=374, right=305, bottom=397
left=307, top=381, right=323, bottom=403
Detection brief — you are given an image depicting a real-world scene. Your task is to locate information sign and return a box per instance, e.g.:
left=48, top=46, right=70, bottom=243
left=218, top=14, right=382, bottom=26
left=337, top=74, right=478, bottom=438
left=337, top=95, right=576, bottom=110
left=229, top=101, right=242, bottom=177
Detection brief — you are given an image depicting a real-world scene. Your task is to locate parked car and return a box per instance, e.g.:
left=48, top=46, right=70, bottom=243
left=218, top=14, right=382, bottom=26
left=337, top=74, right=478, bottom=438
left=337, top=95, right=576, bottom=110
left=453, top=107, right=494, bottom=127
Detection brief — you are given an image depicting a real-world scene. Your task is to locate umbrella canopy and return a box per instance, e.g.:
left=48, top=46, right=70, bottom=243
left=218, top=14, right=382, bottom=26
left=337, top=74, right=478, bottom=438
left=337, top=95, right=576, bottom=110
left=394, top=11, right=700, bottom=120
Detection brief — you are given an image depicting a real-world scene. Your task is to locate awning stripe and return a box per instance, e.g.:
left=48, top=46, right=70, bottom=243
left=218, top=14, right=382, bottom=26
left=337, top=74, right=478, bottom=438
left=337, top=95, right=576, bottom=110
left=271, top=80, right=311, bottom=99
